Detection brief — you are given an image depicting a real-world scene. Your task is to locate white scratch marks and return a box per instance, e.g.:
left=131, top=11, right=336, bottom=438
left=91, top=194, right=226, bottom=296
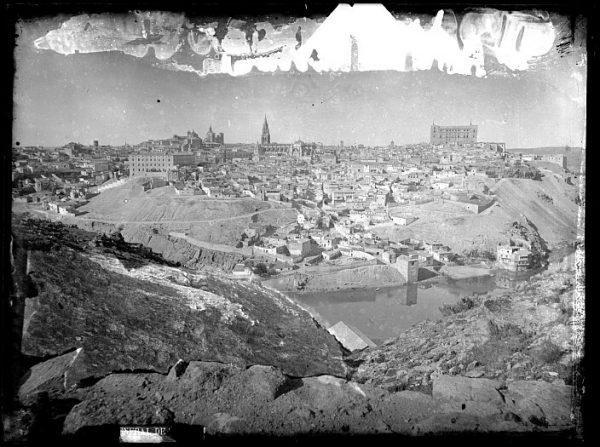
left=32, top=4, right=561, bottom=77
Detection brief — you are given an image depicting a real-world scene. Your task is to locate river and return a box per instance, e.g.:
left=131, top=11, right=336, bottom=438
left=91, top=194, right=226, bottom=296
left=287, top=268, right=543, bottom=345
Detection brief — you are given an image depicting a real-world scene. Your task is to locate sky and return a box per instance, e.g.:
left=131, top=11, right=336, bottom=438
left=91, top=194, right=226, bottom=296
left=12, top=9, right=587, bottom=149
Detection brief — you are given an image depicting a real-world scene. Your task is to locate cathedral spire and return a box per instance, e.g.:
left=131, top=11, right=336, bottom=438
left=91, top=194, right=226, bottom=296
left=261, top=115, right=270, bottom=145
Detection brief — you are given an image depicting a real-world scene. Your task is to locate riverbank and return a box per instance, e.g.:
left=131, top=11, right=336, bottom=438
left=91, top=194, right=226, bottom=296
left=438, top=264, right=493, bottom=280
left=266, top=261, right=498, bottom=294
left=264, top=264, right=409, bottom=293
left=347, top=266, right=583, bottom=436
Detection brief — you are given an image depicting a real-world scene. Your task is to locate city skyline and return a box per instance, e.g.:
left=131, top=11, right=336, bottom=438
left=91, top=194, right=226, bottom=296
left=13, top=14, right=586, bottom=149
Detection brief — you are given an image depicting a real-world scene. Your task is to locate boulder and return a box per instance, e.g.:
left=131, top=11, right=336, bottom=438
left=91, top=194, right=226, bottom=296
left=203, top=413, right=243, bottom=435
left=415, top=412, right=529, bottom=434
left=548, top=323, right=572, bottom=351
left=166, top=359, right=188, bottom=381
left=64, top=398, right=174, bottom=435
left=501, top=380, right=574, bottom=426
left=236, top=365, right=290, bottom=402
left=62, top=373, right=174, bottom=435
left=375, top=390, right=436, bottom=432
left=431, top=374, right=503, bottom=407
left=18, top=348, right=89, bottom=405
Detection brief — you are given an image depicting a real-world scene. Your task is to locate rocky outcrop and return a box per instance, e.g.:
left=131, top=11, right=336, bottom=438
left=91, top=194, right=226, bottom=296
left=62, top=220, right=246, bottom=273
left=350, top=270, right=580, bottom=394
left=508, top=219, right=550, bottom=268
left=13, top=218, right=346, bottom=388
left=18, top=348, right=88, bottom=406
left=59, top=361, right=574, bottom=437
left=501, top=380, right=575, bottom=427
left=8, top=217, right=582, bottom=440
left=124, top=227, right=246, bottom=273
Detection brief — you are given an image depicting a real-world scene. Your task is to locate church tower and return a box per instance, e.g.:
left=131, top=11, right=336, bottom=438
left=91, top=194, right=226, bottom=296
left=206, top=125, right=216, bottom=143
left=261, top=115, right=270, bottom=145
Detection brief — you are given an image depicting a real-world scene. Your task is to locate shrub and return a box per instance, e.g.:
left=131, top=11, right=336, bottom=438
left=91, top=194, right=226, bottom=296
left=253, top=263, right=268, bottom=276
left=532, top=339, right=564, bottom=364
left=488, top=320, right=523, bottom=339
left=439, top=296, right=476, bottom=316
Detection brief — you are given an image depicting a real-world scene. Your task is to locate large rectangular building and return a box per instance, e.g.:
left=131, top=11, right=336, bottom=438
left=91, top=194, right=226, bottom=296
left=430, top=124, right=478, bottom=146
left=129, top=152, right=196, bottom=178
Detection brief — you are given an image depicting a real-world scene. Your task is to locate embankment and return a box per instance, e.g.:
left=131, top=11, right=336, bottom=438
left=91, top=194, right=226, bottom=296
left=60, top=219, right=246, bottom=273
left=266, top=264, right=407, bottom=292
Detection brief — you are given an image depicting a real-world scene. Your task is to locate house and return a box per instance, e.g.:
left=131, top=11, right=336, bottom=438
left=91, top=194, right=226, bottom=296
left=431, top=245, right=453, bottom=262
left=496, top=240, right=531, bottom=271
left=243, top=227, right=259, bottom=241
left=231, top=263, right=253, bottom=279
left=322, top=249, right=341, bottom=261
left=287, top=238, right=312, bottom=258
left=389, top=212, right=417, bottom=226
left=424, top=241, right=443, bottom=253
left=432, top=181, right=452, bottom=190
left=381, top=249, right=401, bottom=264
left=418, top=252, right=434, bottom=266
left=264, top=190, right=282, bottom=201
left=253, top=244, right=289, bottom=256
left=311, top=234, right=341, bottom=250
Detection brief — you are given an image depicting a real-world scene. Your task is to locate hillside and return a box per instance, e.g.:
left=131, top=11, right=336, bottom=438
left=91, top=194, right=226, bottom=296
left=72, top=180, right=297, bottom=245
left=489, top=176, right=579, bottom=246
left=351, top=268, right=583, bottom=392
left=506, top=147, right=585, bottom=173
left=10, top=217, right=347, bottom=380
left=79, top=179, right=271, bottom=222
left=5, top=218, right=582, bottom=441
left=374, top=175, right=579, bottom=256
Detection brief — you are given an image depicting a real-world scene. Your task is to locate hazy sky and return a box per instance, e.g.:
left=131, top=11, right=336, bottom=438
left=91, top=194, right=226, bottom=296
left=13, top=14, right=586, bottom=148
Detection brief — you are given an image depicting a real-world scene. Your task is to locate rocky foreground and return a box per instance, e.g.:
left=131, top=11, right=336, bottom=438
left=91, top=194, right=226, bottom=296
left=4, top=217, right=584, bottom=441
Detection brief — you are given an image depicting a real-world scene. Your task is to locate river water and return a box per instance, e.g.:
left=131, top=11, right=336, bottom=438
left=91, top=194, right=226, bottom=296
left=288, top=268, right=543, bottom=346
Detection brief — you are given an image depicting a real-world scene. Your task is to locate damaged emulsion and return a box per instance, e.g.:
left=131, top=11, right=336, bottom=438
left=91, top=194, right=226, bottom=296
left=29, top=5, right=577, bottom=77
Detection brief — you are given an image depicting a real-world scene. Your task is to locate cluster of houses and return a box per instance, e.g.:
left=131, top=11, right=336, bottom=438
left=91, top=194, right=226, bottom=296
left=14, top=133, right=566, bottom=281
left=12, top=143, right=128, bottom=209
left=236, top=212, right=458, bottom=283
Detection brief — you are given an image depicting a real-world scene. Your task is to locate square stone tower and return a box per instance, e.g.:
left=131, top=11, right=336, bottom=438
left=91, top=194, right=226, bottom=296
left=395, top=253, right=419, bottom=283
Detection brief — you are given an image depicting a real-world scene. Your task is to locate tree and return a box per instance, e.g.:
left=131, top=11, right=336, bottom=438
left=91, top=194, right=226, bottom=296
left=253, top=262, right=268, bottom=276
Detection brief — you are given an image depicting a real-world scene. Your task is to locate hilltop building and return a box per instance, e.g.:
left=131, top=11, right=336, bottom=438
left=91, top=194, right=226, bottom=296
left=178, top=130, right=203, bottom=151
left=205, top=126, right=224, bottom=145
left=430, top=123, right=478, bottom=146
left=256, top=115, right=317, bottom=158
